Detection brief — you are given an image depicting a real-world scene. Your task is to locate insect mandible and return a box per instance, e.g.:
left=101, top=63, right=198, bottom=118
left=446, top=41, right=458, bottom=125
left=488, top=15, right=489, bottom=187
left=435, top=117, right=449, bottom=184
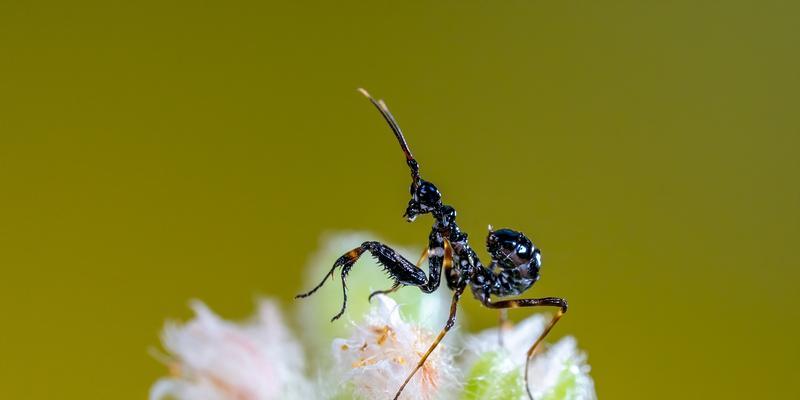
left=296, top=89, right=568, bottom=400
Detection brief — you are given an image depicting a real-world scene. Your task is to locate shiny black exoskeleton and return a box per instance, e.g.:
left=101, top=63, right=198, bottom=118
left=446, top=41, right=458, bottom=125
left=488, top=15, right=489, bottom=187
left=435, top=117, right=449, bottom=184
left=296, top=89, right=567, bottom=400
left=473, top=228, right=542, bottom=299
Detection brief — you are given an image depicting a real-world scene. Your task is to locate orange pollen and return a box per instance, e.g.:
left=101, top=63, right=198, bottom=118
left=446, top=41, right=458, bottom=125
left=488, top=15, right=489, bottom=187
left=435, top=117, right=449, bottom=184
left=372, top=325, right=395, bottom=346
left=352, top=357, right=377, bottom=368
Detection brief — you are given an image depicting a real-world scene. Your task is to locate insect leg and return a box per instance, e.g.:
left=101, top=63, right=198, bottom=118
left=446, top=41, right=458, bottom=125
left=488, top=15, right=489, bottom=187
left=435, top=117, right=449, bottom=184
left=482, top=297, right=568, bottom=400
left=295, top=247, right=365, bottom=300
left=367, top=246, right=427, bottom=301
left=367, top=281, right=401, bottom=302
left=392, top=284, right=466, bottom=400
left=295, top=241, right=427, bottom=322
left=419, top=232, right=451, bottom=293
left=415, top=244, right=430, bottom=270
left=498, top=309, right=510, bottom=347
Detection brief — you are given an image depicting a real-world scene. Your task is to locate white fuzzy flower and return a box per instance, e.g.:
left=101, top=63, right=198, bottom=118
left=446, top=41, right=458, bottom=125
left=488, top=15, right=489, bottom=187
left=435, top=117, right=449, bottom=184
left=467, top=315, right=596, bottom=400
left=150, top=299, right=310, bottom=400
left=331, top=295, right=459, bottom=400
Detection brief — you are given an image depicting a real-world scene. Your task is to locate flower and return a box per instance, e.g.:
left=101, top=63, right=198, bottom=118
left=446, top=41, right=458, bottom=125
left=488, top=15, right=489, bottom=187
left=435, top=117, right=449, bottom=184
left=527, top=335, right=596, bottom=400
left=149, top=232, right=596, bottom=400
left=331, top=295, right=460, bottom=400
left=150, top=299, right=310, bottom=400
left=462, top=350, right=524, bottom=400
left=464, top=315, right=596, bottom=400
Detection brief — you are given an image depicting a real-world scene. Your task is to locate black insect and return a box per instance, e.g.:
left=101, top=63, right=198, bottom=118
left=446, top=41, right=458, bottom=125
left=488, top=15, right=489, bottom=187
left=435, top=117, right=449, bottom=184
left=296, top=89, right=567, bottom=400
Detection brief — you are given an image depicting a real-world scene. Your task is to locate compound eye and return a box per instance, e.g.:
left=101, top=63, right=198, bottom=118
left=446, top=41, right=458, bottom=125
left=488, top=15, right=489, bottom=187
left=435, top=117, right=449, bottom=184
left=416, top=181, right=442, bottom=207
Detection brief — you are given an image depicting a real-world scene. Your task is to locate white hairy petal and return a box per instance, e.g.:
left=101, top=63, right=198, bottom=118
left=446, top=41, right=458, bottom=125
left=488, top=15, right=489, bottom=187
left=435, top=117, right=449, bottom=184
left=466, top=314, right=596, bottom=400
left=150, top=299, right=310, bottom=400
left=331, top=295, right=459, bottom=400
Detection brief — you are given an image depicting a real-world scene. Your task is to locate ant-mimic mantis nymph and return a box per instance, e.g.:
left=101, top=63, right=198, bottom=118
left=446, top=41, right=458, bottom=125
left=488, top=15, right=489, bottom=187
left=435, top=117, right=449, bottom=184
left=296, top=89, right=568, bottom=400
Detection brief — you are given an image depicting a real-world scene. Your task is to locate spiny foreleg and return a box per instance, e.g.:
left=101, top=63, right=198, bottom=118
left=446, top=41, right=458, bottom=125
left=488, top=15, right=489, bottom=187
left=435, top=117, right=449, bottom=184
left=295, top=241, right=427, bottom=322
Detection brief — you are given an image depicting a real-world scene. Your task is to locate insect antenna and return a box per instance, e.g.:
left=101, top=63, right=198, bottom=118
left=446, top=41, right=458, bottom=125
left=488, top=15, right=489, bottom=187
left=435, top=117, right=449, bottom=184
left=357, top=88, right=421, bottom=187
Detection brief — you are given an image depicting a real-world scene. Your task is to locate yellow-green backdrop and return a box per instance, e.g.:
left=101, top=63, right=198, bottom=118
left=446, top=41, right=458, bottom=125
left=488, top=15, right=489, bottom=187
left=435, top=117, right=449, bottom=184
left=1, top=1, right=797, bottom=398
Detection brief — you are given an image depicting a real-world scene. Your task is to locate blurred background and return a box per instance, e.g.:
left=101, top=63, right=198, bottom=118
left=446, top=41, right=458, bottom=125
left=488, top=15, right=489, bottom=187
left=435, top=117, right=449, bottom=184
left=1, top=1, right=798, bottom=398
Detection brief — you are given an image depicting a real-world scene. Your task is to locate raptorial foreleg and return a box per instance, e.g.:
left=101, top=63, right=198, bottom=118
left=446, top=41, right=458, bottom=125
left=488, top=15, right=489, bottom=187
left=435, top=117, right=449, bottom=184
left=295, top=241, right=428, bottom=321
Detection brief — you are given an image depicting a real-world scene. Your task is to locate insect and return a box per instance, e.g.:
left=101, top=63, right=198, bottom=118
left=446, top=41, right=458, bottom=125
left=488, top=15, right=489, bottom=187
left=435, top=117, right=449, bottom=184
left=296, top=89, right=568, bottom=400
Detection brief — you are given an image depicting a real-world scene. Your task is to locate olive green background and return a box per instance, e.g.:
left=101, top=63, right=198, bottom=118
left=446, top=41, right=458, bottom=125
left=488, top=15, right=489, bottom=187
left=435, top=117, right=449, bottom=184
left=1, top=1, right=797, bottom=399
